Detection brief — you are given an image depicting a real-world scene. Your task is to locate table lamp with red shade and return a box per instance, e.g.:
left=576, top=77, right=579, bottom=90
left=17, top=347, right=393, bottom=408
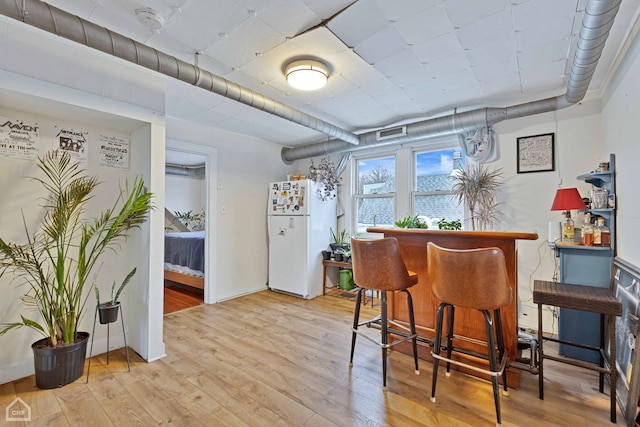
left=551, top=188, right=586, bottom=242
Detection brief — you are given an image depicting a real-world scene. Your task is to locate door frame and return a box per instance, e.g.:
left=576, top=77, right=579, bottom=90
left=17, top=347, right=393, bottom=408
left=165, top=139, right=218, bottom=304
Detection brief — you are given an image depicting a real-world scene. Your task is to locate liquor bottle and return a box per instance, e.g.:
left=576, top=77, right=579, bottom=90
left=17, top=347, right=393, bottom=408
left=594, top=217, right=603, bottom=246
left=598, top=217, right=610, bottom=247
left=582, top=214, right=593, bottom=246
left=562, top=211, right=575, bottom=242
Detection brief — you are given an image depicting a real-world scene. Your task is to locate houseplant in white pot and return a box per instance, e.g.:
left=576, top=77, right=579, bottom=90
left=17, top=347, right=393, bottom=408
left=0, top=151, right=152, bottom=389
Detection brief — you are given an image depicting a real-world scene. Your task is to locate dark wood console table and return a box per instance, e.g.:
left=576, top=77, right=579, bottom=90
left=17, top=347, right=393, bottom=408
left=366, top=227, right=538, bottom=387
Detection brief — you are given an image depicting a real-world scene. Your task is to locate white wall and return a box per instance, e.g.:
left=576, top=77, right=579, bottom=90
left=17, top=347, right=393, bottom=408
left=165, top=174, right=206, bottom=216
left=601, top=27, right=640, bottom=269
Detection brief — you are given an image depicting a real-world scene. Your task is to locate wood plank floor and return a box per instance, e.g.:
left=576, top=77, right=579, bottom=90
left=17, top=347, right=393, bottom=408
left=164, top=281, right=204, bottom=314
left=0, top=290, right=627, bottom=426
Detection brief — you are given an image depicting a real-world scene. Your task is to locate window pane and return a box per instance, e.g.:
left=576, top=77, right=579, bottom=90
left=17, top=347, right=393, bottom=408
left=357, top=156, right=395, bottom=194
left=415, top=149, right=464, bottom=190
left=414, top=194, right=464, bottom=227
left=357, top=197, right=394, bottom=229
left=414, top=149, right=465, bottom=228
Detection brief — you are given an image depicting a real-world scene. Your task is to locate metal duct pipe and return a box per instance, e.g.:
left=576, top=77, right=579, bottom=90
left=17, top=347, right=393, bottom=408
left=0, top=0, right=360, bottom=146
left=165, top=164, right=206, bottom=177
left=281, top=0, right=621, bottom=163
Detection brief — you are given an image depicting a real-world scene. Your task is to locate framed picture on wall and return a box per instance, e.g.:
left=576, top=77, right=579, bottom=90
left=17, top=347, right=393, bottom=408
left=516, top=133, right=555, bottom=173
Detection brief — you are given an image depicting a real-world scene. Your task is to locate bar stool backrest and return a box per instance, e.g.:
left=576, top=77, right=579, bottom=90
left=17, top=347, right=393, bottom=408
left=427, top=242, right=512, bottom=310
left=351, top=237, right=414, bottom=291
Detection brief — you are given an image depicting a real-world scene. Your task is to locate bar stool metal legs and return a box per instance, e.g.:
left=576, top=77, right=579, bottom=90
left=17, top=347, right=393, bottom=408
left=349, top=288, right=419, bottom=390
left=86, top=304, right=131, bottom=383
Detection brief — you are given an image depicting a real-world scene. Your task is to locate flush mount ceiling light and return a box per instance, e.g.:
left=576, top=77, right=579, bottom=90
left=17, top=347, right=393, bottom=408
left=285, top=60, right=329, bottom=91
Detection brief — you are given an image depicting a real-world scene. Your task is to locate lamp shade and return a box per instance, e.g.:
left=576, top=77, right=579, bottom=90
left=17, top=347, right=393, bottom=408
left=550, top=188, right=585, bottom=211
left=285, top=60, right=329, bottom=91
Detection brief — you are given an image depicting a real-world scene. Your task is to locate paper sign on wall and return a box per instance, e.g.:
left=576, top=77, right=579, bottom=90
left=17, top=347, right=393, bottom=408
left=0, top=116, right=39, bottom=160
left=99, top=134, right=129, bottom=169
left=53, top=126, right=88, bottom=164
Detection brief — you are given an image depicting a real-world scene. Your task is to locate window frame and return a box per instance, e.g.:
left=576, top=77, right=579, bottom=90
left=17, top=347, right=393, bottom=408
left=349, top=138, right=464, bottom=233
left=352, top=153, right=397, bottom=233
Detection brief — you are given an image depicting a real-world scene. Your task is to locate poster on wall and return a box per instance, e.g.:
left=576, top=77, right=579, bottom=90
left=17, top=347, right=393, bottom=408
left=53, top=126, right=88, bottom=164
left=99, top=134, right=129, bottom=169
left=0, top=116, right=40, bottom=160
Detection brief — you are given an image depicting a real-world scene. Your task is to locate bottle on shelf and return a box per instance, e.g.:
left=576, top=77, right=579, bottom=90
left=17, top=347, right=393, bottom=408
left=596, top=217, right=610, bottom=247
left=582, top=213, right=593, bottom=246
left=562, top=211, right=575, bottom=242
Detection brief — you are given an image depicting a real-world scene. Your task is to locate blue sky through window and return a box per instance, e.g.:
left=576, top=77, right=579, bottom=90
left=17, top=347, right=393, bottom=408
left=416, top=149, right=464, bottom=176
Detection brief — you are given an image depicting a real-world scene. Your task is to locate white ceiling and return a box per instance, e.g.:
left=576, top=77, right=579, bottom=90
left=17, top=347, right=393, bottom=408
left=23, top=0, right=640, bottom=148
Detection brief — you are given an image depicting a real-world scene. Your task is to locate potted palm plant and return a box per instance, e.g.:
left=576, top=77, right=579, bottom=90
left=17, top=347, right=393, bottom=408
left=0, top=151, right=153, bottom=389
left=450, top=163, right=504, bottom=231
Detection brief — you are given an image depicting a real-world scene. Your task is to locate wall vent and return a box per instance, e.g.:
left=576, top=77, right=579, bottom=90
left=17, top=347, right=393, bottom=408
left=376, top=126, right=406, bottom=141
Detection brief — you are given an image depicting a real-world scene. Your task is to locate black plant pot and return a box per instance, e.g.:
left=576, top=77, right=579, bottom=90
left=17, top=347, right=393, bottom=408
left=329, top=243, right=349, bottom=252
left=32, top=332, right=89, bottom=389
left=98, top=302, right=121, bottom=324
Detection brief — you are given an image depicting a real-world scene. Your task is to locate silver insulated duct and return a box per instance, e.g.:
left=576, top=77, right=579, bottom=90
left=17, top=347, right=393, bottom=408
left=0, top=0, right=359, bottom=146
left=281, top=0, right=622, bottom=163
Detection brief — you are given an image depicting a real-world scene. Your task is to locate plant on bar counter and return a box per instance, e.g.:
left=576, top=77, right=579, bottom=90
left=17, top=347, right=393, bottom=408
left=437, top=218, right=462, bottom=230
left=394, top=215, right=429, bottom=229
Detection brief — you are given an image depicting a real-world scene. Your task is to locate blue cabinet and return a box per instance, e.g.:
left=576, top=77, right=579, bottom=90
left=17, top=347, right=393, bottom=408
left=556, top=154, right=615, bottom=362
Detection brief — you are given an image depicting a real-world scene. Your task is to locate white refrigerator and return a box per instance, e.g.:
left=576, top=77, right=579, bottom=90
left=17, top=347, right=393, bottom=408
left=268, top=179, right=337, bottom=299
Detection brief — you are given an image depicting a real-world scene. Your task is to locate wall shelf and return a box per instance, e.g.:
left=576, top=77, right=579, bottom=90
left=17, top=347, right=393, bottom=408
left=556, top=153, right=616, bottom=363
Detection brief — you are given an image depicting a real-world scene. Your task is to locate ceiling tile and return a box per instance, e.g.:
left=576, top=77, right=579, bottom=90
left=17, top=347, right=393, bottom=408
left=257, top=0, right=319, bottom=38
left=355, top=26, right=408, bottom=65
left=327, top=0, right=388, bottom=47
left=373, top=0, right=439, bottom=21
left=518, top=39, right=570, bottom=70
left=389, top=65, right=434, bottom=89
left=443, top=0, right=509, bottom=29
left=512, top=0, right=579, bottom=31
left=412, top=32, right=465, bottom=63
left=464, top=36, right=517, bottom=66
left=455, top=10, right=514, bottom=50
left=515, top=17, right=574, bottom=51
left=162, top=0, right=249, bottom=51
left=395, top=4, right=453, bottom=44
left=374, top=48, right=422, bottom=77
left=472, top=56, right=519, bottom=82
left=425, top=53, right=471, bottom=78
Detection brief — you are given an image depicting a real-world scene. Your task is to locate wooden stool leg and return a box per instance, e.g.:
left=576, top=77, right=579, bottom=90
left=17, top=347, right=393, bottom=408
left=538, top=302, right=544, bottom=400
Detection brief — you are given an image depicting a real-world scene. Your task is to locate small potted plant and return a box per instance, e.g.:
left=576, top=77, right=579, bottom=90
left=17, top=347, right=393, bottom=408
left=329, top=227, right=350, bottom=253
left=336, top=247, right=351, bottom=263
left=94, top=268, right=136, bottom=324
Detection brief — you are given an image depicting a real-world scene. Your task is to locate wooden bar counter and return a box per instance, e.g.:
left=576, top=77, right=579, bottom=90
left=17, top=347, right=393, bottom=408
left=366, top=227, right=538, bottom=387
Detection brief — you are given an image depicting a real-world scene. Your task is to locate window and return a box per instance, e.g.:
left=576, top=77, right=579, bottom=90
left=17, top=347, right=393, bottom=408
left=355, top=156, right=395, bottom=231
left=413, top=148, right=465, bottom=229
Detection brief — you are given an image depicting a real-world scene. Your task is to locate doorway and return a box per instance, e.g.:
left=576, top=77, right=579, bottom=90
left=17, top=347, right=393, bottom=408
left=164, top=145, right=217, bottom=313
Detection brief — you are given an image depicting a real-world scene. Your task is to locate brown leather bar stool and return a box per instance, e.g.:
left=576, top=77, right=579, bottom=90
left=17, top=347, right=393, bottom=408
left=427, top=242, right=511, bottom=427
left=533, top=280, right=621, bottom=423
left=350, top=237, right=420, bottom=390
